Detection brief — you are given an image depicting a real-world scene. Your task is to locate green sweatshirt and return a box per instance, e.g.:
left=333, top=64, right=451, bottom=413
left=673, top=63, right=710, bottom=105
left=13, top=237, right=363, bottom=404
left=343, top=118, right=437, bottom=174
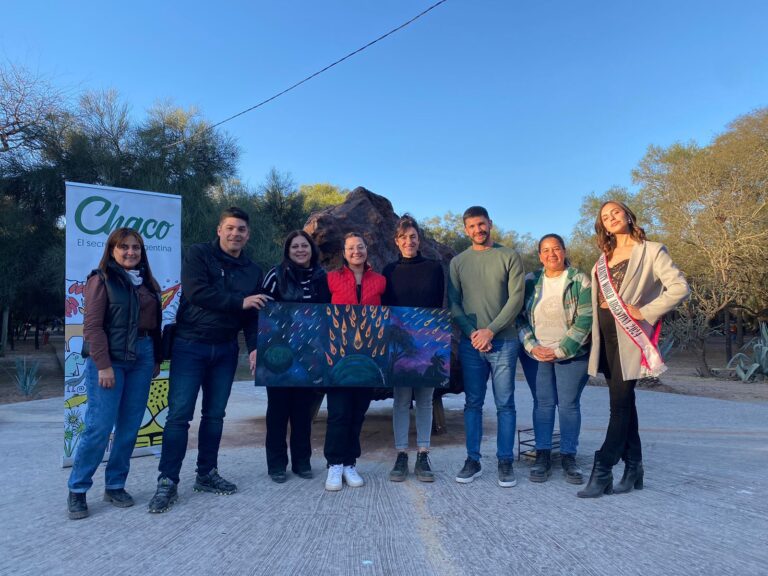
left=448, top=243, right=525, bottom=340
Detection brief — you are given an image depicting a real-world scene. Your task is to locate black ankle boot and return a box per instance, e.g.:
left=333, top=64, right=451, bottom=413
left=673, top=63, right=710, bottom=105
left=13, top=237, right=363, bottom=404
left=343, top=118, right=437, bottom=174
left=614, top=460, right=644, bottom=494
left=576, top=452, right=614, bottom=498
left=529, top=449, right=552, bottom=483
left=68, top=491, right=89, bottom=520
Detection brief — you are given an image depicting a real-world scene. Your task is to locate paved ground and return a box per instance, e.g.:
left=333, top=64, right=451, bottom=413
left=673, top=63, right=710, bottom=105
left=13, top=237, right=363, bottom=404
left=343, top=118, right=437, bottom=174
left=1, top=381, right=767, bottom=576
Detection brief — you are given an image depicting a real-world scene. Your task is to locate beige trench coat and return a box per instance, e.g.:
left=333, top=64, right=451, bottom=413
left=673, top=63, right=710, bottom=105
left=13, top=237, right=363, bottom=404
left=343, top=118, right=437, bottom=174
left=588, top=241, right=690, bottom=380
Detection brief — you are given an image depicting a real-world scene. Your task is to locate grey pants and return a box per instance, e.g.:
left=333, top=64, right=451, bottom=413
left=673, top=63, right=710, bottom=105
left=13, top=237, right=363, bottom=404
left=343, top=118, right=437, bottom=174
left=392, top=387, right=434, bottom=450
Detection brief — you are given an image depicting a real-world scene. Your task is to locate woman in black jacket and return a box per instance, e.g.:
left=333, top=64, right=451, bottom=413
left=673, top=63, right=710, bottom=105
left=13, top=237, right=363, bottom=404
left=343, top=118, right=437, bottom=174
left=67, top=227, right=162, bottom=519
left=261, top=230, right=330, bottom=482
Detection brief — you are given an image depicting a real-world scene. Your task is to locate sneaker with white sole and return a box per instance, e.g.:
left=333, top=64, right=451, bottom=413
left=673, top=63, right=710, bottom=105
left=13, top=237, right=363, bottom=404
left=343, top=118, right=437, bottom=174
left=343, top=465, right=364, bottom=487
left=325, top=464, right=343, bottom=491
left=455, top=457, right=482, bottom=484
left=498, top=459, right=517, bottom=487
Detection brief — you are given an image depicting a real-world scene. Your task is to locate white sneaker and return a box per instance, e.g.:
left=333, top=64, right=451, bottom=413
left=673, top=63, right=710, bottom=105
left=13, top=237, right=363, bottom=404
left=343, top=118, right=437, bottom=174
left=325, top=464, right=343, bottom=491
left=343, top=465, right=364, bottom=487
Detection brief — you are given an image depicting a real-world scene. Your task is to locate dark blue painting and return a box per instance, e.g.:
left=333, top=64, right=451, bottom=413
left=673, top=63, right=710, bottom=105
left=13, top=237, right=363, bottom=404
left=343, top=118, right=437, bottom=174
left=256, top=303, right=451, bottom=388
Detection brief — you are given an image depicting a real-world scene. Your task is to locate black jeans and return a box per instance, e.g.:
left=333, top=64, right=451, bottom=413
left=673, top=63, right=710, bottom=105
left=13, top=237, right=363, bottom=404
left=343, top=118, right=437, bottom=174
left=596, top=307, right=642, bottom=466
left=265, top=387, right=317, bottom=473
left=323, top=387, right=373, bottom=466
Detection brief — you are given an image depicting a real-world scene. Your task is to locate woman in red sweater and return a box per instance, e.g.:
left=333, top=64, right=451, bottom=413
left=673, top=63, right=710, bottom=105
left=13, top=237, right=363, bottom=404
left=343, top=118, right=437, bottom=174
left=323, top=232, right=386, bottom=491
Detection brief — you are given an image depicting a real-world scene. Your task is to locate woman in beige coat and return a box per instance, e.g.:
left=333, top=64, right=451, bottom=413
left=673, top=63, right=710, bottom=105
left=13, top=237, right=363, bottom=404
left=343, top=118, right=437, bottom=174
left=577, top=200, right=689, bottom=498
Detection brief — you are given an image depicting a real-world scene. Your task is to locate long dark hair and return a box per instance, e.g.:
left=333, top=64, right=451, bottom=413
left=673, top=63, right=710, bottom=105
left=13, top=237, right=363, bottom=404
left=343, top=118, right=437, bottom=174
left=594, top=200, right=647, bottom=257
left=98, top=227, right=160, bottom=292
left=283, top=230, right=320, bottom=267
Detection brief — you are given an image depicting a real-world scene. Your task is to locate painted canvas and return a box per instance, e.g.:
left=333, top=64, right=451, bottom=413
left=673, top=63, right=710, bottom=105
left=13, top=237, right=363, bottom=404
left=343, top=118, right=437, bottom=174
left=256, top=303, right=451, bottom=388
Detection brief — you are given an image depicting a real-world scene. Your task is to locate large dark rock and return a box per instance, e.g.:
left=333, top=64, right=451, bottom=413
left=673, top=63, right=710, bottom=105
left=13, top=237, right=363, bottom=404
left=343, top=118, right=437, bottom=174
left=304, top=187, right=464, bottom=416
left=305, top=187, right=454, bottom=280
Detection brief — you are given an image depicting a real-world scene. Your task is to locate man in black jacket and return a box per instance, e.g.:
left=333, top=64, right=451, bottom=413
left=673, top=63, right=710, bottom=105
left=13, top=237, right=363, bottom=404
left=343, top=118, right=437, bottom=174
left=149, top=207, right=270, bottom=513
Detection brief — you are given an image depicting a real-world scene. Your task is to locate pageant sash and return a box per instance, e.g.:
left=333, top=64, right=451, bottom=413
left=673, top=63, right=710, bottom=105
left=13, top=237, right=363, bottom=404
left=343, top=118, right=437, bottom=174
left=597, top=254, right=666, bottom=377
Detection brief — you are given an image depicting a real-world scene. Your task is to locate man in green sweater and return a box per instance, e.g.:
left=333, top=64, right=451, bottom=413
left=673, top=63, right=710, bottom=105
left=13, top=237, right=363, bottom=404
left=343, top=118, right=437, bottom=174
left=448, top=206, right=525, bottom=487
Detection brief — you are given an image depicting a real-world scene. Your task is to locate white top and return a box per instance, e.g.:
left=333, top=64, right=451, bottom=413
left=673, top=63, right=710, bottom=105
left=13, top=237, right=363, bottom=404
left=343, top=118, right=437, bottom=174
left=533, top=272, right=568, bottom=349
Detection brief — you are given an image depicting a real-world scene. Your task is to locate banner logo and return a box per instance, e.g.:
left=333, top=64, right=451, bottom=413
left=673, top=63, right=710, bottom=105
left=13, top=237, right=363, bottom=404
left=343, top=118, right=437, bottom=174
left=74, top=195, right=174, bottom=239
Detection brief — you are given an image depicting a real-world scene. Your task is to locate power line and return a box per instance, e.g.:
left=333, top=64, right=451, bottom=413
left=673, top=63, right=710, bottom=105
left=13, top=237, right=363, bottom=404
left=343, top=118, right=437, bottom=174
left=165, top=0, right=449, bottom=149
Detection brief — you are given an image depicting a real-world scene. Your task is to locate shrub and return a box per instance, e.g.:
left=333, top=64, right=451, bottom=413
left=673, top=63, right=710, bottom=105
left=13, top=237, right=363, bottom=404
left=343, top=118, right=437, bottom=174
left=726, top=322, right=768, bottom=382
left=14, top=357, right=41, bottom=397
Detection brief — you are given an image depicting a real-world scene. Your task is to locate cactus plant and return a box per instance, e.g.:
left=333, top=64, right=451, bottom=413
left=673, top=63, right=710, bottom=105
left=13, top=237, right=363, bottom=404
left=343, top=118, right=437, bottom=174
left=14, top=357, right=41, bottom=397
left=725, top=322, right=768, bottom=382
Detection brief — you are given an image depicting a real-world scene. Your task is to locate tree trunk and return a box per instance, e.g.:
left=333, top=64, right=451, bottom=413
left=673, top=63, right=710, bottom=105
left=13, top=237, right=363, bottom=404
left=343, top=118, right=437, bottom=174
left=696, top=339, right=711, bottom=377
left=34, top=316, right=40, bottom=350
left=724, top=308, right=732, bottom=362
left=736, top=309, right=744, bottom=349
left=0, top=305, right=8, bottom=356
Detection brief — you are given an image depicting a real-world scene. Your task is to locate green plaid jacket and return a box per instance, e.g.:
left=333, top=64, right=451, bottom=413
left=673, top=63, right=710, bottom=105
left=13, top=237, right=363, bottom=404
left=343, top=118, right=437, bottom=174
left=517, top=266, right=593, bottom=360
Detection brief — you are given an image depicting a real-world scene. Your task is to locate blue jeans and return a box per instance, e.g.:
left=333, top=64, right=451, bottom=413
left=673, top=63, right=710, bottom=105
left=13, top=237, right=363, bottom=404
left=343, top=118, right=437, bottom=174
left=519, top=351, right=589, bottom=455
left=392, top=386, right=434, bottom=450
left=68, top=337, right=154, bottom=493
left=158, top=337, right=238, bottom=483
left=459, top=337, right=519, bottom=461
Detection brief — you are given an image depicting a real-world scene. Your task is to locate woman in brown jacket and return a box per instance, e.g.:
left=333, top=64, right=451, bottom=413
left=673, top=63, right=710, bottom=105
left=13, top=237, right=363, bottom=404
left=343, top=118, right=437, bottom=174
left=67, top=228, right=162, bottom=518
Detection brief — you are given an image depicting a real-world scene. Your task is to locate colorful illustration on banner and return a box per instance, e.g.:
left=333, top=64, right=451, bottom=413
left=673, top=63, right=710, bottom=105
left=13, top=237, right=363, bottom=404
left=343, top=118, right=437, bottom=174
left=136, top=365, right=170, bottom=448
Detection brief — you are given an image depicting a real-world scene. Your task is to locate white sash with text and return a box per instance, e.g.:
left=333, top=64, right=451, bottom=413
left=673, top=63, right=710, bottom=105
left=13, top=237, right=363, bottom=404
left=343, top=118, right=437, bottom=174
left=597, top=254, right=666, bottom=377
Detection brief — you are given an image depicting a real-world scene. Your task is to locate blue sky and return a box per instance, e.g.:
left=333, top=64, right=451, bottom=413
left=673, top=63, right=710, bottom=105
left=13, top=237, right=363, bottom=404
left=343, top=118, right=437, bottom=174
left=5, top=1, right=767, bottom=239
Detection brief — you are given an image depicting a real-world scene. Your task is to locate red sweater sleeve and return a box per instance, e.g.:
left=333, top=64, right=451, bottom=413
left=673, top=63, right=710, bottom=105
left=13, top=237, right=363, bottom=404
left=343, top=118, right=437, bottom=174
left=83, top=274, right=111, bottom=370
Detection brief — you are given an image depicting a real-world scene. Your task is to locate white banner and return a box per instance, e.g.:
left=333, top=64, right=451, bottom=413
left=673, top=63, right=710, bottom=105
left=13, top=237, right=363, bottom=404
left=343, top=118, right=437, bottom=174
left=63, top=182, right=181, bottom=466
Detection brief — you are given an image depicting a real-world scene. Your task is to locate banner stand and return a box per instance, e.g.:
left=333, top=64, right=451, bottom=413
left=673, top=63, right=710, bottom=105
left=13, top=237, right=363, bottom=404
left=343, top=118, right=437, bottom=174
left=63, top=182, right=181, bottom=467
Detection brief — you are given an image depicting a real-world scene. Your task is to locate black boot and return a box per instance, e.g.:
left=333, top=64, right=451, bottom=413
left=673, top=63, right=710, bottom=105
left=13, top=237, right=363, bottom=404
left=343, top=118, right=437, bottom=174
left=561, top=454, right=584, bottom=485
left=389, top=452, right=409, bottom=482
left=414, top=451, right=435, bottom=483
left=529, top=449, right=552, bottom=483
left=576, top=452, right=614, bottom=498
left=614, top=460, right=644, bottom=494
left=68, top=491, right=88, bottom=520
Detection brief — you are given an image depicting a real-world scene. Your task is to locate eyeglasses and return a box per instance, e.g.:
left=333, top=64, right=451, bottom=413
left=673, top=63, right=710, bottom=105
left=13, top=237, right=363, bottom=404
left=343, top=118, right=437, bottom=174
left=116, top=243, right=142, bottom=251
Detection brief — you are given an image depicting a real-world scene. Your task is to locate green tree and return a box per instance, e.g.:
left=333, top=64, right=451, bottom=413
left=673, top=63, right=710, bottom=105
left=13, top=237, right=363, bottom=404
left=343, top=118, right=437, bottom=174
left=632, top=110, right=768, bottom=371
left=421, top=212, right=471, bottom=253
left=0, top=65, right=67, bottom=351
left=0, top=75, right=244, bottom=356
left=299, top=183, right=348, bottom=215
left=257, top=168, right=306, bottom=242
left=131, top=101, right=239, bottom=246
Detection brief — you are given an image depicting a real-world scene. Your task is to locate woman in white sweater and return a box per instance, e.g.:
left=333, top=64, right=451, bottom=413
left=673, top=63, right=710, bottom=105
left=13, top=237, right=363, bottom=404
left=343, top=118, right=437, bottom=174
left=578, top=200, right=689, bottom=498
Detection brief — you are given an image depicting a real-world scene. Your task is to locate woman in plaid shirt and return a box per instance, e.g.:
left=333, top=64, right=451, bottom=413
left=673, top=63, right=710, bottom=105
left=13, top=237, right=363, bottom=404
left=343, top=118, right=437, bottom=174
left=518, top=234, right=593, bottom=485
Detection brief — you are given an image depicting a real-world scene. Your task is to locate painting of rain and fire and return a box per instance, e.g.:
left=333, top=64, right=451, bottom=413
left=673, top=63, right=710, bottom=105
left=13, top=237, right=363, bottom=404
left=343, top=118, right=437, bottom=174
left=256, top=303, right=451, bottom=388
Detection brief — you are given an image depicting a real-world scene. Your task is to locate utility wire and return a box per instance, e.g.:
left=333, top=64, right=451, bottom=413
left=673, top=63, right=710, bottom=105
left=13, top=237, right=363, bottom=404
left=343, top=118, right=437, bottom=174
left=165, top=0, right=449, bottom=149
